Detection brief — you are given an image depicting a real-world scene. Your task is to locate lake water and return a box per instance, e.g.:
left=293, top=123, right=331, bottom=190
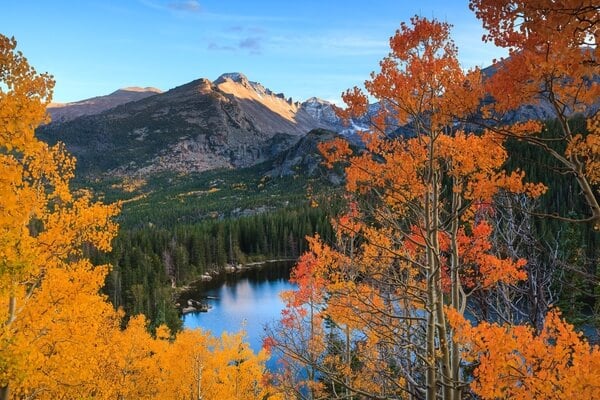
left=181, top=261, right=296, bottom=353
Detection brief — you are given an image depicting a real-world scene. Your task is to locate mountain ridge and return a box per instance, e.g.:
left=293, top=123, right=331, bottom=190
left=38, top=73, right=339, bottom=178
left=48, top=87, right=163, bottom=123
left=40, top=67, right=595, bottom=183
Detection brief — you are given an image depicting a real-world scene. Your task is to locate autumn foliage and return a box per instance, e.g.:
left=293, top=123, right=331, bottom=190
left=0, top=35, right=275, bottom=399
left=470, top=0, right=600, bottom=229
left=2, top=0, right=600, bottom=398
left=269, top=7, right=600, bottom=400
left=448, top=308, right=600, bottom=400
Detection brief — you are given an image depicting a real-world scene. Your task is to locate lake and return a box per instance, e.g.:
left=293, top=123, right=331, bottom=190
left=181, top=261, right=296, bottom=353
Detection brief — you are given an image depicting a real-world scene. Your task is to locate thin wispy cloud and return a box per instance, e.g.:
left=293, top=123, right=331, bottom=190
left=139, top=0, right=201, bottom=13
left=140, top=0, right=294, bottom=24
left=249, top=27, right=266, bottom=34
left=206, top=26, right=266, bottom=55
left=238, top=37, right=262, bottom=54
left=268, top=32, right=388, bottom=57
left=207, top=36, right=264, bottom=55
left=227, top=25, right=266, bottom=34
left=207, top=42, right=236, bottom=51
left=167, top=0, right=201, bottom=13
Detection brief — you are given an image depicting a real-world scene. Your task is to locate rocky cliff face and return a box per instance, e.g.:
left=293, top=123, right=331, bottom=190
left=268, top=128, right=345, bottom=185
left=299, top=97, right=382, bottom=145
left=301, top=97, right=341, bottom=126
left=38, top=74, right=337, bottom=177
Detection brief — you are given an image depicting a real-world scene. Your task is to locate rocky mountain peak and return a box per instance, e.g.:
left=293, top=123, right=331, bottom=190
left=214, top=72, right=273, bottom=98
left=300, top=97, right=340, bottom=126
left=303, top=97, right=331, bottom=105
left=166, top=78, right=214, bottom=97
left=214, top=72, right=249, bottom=85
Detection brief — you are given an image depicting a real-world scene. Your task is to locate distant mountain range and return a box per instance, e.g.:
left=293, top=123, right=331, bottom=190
left=38, top=69, right=595, bottom=182
left=38, top=73, right=356, bottom=177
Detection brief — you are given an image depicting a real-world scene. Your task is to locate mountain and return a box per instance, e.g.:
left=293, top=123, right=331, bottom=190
left=300, top=97, right=381, bottom=146
left=301, top=97, right=341, bottom=126
left=38, top=73, right=337, bottom=177
left=268, top=128, right=344, bottom=185
left=40, top=64, right=590, bottom=182
left=48, top=87, right=162, bottom=123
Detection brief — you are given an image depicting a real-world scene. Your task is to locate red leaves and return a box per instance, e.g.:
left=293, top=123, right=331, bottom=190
left=456, top=221, right=527, bottom=288
left=261, top=336, right=277, bottom=353
left=409, top=220, right=527, bottom=292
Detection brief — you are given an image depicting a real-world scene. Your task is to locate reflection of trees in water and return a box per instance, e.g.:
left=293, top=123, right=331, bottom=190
left=181, top=260, right=295, bottom=305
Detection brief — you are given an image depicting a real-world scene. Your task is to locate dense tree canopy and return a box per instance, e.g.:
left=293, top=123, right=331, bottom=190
left=0, top=34, right=277, bottom=399
left=269, top=6, right=599, bottom=400
left=1, top=0, right=598, bottom=398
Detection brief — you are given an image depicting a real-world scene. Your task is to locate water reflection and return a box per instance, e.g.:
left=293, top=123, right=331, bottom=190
left=182, top=261, right=296, bottom=353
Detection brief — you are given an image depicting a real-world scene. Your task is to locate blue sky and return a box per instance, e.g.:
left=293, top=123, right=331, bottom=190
left=3, top=0, right=506, bottom=104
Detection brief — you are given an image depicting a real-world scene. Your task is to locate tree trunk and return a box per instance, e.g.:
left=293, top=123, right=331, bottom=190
left=425, top=180, right=438, bottom=400
left=432, top=171, right=453, bottom=400
left=0, top=385, right=8, bottom=400
left=450, top=188, right=464, bottom=400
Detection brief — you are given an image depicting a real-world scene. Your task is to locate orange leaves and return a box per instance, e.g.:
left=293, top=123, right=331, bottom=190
left=176, top=330, right=271, bottom=400
left=472, top=0, right=599, bottom=117
left=0, top=35, right=53, bottom=154
left=448, top=308, right=600, bottom=399
left=438, top=131, right=506, bottom=198
left=0, top=35, right=121, bottom=297
left=13, top=261, right=123, bottom=398
left=496, top=169, right=547, bottom=198
left=338, top=86, right=369, bottom=121
left=502, top=119, right=544, bottom=136
left=337, top=135, right=427, bottom=211
left=437, top=131, right=547, bottom=204
left=566, top=115, right=600, bottom=184
left=321, top=128, right=543, bottom=221
left=390, top=17, right=455, bottom=60
left=327, top=283, right=386, bottom=331
left=469, top=0, right=598, bottom=49
left=317, top=137, right=352, bottom=169
left=339, top=17, right=481, bottom=132
left=333, top=201, right=361, bottom=239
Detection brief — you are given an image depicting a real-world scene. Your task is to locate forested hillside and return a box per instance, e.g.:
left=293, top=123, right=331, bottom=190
left=97, top=204, right=335, bottom=332
left=1, top=1, right=598, bottom=399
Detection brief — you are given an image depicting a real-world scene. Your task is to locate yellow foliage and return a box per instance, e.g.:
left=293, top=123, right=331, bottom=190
left=0, top=34, right=275, bottom=399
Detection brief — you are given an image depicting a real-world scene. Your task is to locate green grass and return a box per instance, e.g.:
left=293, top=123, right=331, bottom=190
left=79, top=161, right=336, bottom=229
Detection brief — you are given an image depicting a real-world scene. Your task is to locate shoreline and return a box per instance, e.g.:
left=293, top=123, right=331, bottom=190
left=242, top=258, right=297, bottom=267
left=175, top=258, right=297, bottom=296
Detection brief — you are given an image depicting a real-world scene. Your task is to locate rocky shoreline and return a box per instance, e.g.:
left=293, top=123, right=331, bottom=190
left=176, top=258, right=296, bottom=314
